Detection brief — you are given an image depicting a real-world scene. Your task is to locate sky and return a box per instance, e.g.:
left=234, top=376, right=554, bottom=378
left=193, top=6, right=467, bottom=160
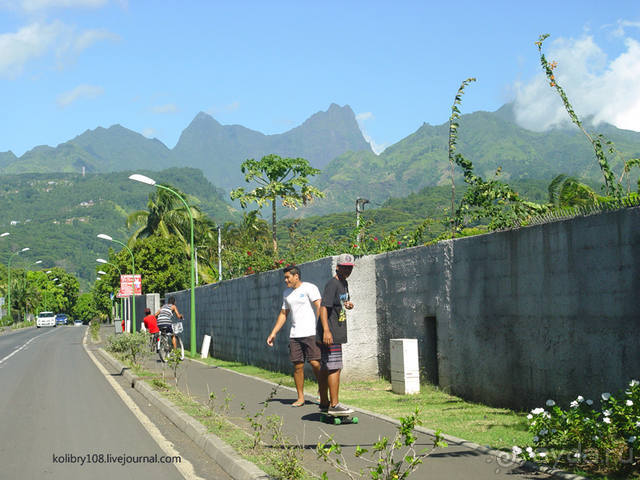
left=1, top=0, right=639, bottom=157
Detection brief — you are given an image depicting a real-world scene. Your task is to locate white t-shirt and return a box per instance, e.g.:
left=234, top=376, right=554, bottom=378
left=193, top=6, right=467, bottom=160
left=281, top=282, right=321, bottom=338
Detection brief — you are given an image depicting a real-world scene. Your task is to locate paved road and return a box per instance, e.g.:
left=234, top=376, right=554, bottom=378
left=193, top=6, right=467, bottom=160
left=0, top=326, right=229, bottom=480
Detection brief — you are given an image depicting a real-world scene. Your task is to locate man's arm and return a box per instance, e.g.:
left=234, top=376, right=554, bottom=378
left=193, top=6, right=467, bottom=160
left=320, top=305, right=333, bottom=345
left=267, top=309, right=288, bottom=346
left=171, top=305, right=183, bottom=319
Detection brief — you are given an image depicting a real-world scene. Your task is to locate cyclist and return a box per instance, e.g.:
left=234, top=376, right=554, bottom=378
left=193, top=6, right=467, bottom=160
left=142, top=308, right=159, bottom=334
left=155, top=296, right=183, bottom=349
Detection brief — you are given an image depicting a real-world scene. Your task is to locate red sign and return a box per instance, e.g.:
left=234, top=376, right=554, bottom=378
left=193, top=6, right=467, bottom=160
left=118, top=274, right=142, bottom=297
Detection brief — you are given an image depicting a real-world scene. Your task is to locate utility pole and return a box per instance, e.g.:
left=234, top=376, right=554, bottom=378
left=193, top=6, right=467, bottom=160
left=218, top=225, right=222, bottom=282
left=355, top=198, right=370, bottom=244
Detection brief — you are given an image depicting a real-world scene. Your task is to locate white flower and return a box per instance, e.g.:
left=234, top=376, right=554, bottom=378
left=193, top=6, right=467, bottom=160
left=546, top=399, right=556, bottom=407
left=526, top=447, right=534, bottom=454
left=586, top=399, right=593, bottom=406
left=603, top=417, right=612, bottom=424
left=629, top=436, right=637, bottom=443
left=635, top=421, right=640, bottom=428
left=543, top=412, right=551, bottom=419
left=573, top=452, right=581, bottom=458
left=540, top=429, right=548, bottom=436
left=630, top=380, right=639, bottom=387
left=604, top=409, right=612, bottom=416
left=533, top=436, right=539, bottom=442
left=593, top=435, right=599, bottom=441
left=602, top=392, right=611, bottom=401
left=531, top=408, right=545, bottom=415
left=527, top=414, right=533, bottom=420
left=626, top=391, right=632, bottom=395
left=570, top=401, right=579, bottom=408
left=512, top=446, right=522, bottom=455
left=577, top=395, right=584, bottom=403
left=539, top=451, right=547, bottom=458
left=627, top=400, right=634, bottom=406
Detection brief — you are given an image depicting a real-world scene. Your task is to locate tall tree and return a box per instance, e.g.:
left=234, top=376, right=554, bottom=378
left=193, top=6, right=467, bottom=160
left=230, top=154, right=324, bottom=252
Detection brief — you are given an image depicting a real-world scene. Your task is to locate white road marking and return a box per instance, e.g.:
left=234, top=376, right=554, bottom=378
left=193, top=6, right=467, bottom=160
left=0, top=327, right=58, bottom=366
left=82, top=330, right=205, bottom=480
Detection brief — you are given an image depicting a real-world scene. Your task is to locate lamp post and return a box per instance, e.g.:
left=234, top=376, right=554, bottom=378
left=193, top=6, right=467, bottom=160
left=97, top=235, right=136, bottom=331
left=129, top=173, right=196, bottom=356
left=97, top=258, right=124, bottom=324
left=7, top=247, right=29, bottom=320
left=98, top=268, right=121, bottom=320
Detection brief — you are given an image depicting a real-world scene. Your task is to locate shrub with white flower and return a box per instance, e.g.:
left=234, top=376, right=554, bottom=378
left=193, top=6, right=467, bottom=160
left=514, top=378, right=640, bottom=475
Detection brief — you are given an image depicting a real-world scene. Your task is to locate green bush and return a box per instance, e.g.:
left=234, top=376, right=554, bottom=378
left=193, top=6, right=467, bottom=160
left=106, top=332, right=149, bottom=366
left=514, top=379, right=640, bottom=475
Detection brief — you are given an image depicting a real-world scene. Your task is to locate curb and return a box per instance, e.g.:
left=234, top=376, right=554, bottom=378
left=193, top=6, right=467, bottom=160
left=188, top=356, right=588, bottom=480
left=95, top=348, right=270, bottom=480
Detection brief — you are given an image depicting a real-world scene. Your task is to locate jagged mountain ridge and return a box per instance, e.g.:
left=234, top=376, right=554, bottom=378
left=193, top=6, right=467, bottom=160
left=2, top=104, right=372, bottom=193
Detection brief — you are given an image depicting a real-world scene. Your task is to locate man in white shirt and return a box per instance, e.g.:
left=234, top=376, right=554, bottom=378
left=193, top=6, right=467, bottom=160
left=267, top=265, right=322, bottom=407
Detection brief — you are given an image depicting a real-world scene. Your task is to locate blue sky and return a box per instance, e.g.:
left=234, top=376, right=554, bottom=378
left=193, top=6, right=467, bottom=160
left=1, top=0, right=639, bottom=157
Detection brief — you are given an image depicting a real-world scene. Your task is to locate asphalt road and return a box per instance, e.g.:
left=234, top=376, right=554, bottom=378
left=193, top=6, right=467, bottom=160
left=0, top=326, right=229, bottom=480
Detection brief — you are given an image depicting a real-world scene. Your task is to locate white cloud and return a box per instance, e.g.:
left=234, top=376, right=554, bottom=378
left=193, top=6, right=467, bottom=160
left=56, top=84, right=104, bottom=107
left=207, top=101, right=240, bottom=115
left=356, top=111, right=386, bottom=154
left=17, top=0, right=109, bottom=12
left=142, top=127, right=157, bottom=138
left=0, top=21, right=118, bottom=76
left=151, top=104, right=178, bottom=114
left=513, top=34, right=640, bottom=133
left=0, top=22, right=63, bottom=76
left=610, top=19, right=640, bottom=38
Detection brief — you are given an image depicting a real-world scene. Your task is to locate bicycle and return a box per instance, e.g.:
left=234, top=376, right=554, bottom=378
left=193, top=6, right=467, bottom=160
left=157, top=322, right=185, bottom=363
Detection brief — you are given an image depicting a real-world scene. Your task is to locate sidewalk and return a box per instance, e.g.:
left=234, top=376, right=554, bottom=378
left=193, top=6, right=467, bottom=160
left=96, top=327, right=564, bottom=479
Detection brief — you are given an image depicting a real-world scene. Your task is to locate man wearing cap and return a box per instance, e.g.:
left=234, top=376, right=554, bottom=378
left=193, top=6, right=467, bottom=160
left=317, top=253, right=355, bottom=415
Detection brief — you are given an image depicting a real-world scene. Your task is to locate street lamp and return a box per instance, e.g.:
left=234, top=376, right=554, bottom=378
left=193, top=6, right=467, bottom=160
left=7, top=247, right=29, bottom=320
left=97, top=234, right=136, bottom=331
left=129, top=173, right=196, bottom=356
left=97, top=258, right=124, bottom=326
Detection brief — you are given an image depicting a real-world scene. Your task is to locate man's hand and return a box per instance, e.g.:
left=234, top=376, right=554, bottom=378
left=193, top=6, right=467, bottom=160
left=323, top=330, right=333, bottom=345
left=266, top=334, right=276, bottom=347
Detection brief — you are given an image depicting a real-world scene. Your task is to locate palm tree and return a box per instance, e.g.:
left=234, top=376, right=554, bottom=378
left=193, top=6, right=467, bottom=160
left=127, top=184, right=219, bottom=283
left=548, top=174, right=598, bottom=208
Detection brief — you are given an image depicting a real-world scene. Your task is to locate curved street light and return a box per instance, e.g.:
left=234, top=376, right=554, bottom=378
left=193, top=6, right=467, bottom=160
left=97, top=235, right=136, bottom=331
left=7, top=247, right=29, bottom=320
left=129, top=173, right=196, bottom=356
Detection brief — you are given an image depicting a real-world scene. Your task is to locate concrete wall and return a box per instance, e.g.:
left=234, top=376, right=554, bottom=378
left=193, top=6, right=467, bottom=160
left=164, top=207, right=640, bottom=410
left=375, top=207, right=640, bottom=409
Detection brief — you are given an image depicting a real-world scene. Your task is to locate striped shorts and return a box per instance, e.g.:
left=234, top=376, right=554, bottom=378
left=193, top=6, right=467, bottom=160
left=321, top=343, right=343, bottom=370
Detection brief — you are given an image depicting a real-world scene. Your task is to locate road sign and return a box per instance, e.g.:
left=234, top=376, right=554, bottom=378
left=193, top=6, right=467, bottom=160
left=119, top=274, right=142, bottom=297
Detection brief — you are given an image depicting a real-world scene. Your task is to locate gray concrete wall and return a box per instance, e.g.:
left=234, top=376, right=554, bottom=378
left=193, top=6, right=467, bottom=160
left=166, top=207, right=640, bottom=410
left=375, top=207, right=640, bottom=410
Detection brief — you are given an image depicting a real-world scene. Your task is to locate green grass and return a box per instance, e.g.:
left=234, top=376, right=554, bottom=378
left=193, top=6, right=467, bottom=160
left=192, top=354, right=532, bottom=450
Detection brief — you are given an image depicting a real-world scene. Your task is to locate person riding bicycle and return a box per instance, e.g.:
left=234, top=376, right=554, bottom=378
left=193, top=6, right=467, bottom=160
left=155, top=296, right=183, bottom=349
left=142, top=308, right=159, bottom=334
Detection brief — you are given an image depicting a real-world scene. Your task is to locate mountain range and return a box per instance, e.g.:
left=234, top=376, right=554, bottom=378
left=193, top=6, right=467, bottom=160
left=2, top=102, right=640, bottom=219
left=1, top=104, right=371, bottom=193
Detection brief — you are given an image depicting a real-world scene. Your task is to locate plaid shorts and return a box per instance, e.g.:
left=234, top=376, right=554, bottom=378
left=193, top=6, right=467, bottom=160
left=321, top=343, right=343, bottom=370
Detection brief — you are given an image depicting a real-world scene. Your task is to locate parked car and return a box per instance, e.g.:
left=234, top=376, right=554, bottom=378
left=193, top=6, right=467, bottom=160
left=74, top=319, right=82, bottom=326
left=55, top=314, right=68, bottom=325
left=37, top=311, right=56, bottom=328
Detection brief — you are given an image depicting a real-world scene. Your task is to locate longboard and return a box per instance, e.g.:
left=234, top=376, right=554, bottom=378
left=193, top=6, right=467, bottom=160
left=321, top=412, right=359, bottom=425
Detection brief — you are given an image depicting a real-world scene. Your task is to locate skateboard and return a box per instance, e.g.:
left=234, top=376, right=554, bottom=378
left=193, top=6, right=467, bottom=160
left=321, top=412, right=359, bottom=425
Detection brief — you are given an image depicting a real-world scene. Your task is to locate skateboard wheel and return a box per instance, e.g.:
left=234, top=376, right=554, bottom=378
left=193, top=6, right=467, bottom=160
left=334, top=417, right=341, bottom=425
left=352, top=417, right=359, bottom=424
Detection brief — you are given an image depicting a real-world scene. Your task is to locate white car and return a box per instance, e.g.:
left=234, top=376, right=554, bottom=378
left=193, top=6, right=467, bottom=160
left=36, top=311, right=56, bottom=328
